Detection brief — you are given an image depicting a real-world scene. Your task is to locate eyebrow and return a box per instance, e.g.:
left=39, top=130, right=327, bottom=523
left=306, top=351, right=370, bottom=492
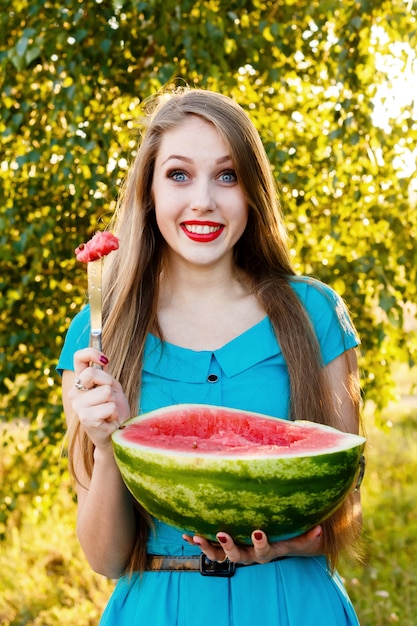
left=161, top=154, right=232, bottom=166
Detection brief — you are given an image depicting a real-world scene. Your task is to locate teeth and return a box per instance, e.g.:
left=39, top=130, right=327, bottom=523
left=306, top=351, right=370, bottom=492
left=185, top=224, right=221, bottom=234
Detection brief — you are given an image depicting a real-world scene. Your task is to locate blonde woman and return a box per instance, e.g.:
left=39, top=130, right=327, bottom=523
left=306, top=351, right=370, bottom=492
left=58, top=89, right=362, bottom=625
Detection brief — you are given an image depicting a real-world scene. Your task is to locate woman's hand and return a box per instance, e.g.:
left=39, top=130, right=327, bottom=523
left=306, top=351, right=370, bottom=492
left=67, top=347, right=131, bottom=451
left=183, top=526, right=323, bottom=565
left=62, top=349, right=137, bottom=578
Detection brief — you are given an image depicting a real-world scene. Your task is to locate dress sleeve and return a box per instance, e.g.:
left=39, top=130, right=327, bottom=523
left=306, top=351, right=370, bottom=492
left=291, top=278, right=360, bottom=366
left=56, top=305, right=91, bottom=375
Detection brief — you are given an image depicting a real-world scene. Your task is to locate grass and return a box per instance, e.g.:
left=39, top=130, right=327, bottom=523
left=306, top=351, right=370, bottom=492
left=0, top=367, right=416, bottom=625
left=0, top=480, right=113, bottom=626
left=0, top=424, right=113, bottom=626
left=342, top=388, right=417, bottom=625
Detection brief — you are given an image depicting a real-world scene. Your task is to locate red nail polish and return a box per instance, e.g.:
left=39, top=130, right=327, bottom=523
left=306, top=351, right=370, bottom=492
left=100, top=355, right=109, bottom=365
left=217, top=535, right=227, bottom=544
left=254, top=532, right=263, bottom=541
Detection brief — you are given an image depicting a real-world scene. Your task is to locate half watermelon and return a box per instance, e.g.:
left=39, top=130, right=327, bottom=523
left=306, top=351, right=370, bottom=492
left=112, top=404, right=365, bottom=544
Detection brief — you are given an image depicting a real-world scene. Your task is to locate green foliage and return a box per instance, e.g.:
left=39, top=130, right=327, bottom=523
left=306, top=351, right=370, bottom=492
left=0, top=0, right=416, bottom=527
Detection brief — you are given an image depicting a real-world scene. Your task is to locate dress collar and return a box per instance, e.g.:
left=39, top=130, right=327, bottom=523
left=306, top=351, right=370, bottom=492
left=143, top=317, right=281, bottom=382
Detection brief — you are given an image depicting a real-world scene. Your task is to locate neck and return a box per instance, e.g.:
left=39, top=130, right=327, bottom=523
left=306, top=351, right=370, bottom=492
left=158, top=256, right=248, bottom=311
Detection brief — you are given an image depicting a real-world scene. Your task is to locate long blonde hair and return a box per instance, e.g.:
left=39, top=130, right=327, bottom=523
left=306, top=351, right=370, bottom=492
left=69, top=89, right=361, bottom=573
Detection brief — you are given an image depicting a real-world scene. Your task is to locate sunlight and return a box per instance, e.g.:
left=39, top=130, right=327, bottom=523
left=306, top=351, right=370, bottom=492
left=370, top=25, right=417, bottom=176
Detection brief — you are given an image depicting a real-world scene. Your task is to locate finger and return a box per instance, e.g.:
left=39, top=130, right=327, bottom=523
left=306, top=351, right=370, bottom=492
left=74, top=391, right=118, bottom=422
left=295, top=525, right=323, bottom=553
left=251, top=529, right=269, bottom=553
left=73, top=347, right=109, bottom=375
left=305, top=525, right=322, bottom=541
left=182, top=534, right=214, bottom=549
left=182, top=534, right=194, bottom=547
left=251, top=530, right=274, bottom=563
left=216, top=533, right=248, bottom=564
left=72, top=367, right=114, bottom=394
left=71, top=378, right=116, bottom=417
left=79, top=402, right=125, bottom=439
left=191, top=535, right=228, bottom=563
left=287, top=525, right=322, bottom=550
left=269, top=525, right=323, bottom=559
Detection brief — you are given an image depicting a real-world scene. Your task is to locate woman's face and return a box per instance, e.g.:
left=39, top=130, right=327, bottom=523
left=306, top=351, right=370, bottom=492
left=152, top=115, right=249, bottom=271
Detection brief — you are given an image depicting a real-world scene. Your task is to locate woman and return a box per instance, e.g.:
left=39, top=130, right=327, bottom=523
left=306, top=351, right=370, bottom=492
left=58, top=89, right=363, bottom=625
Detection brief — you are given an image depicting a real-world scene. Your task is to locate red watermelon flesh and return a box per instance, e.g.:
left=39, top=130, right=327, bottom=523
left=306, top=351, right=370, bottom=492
left=121, top=405, right=347, bottom=456
left=75, top=231, right=119, bottom=262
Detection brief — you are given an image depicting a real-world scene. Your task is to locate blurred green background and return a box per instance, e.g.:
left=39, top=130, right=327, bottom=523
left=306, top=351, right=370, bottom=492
left=1, top=1, right=416, bottom=624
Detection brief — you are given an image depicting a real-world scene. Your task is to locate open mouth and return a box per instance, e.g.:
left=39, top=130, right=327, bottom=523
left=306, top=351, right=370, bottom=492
left=181, top=222, right=224, bottom=242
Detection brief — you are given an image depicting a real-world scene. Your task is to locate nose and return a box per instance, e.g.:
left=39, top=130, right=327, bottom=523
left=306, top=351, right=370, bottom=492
left=190, top=177, right=216, bottom=213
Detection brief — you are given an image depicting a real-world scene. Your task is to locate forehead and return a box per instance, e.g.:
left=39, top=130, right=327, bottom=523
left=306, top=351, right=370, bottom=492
left=156, top=115, right=231, bottom=159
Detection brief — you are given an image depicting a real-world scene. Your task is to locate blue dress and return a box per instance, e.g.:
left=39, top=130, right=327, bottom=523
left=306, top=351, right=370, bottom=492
left=57, top=277, right=361, bottom=626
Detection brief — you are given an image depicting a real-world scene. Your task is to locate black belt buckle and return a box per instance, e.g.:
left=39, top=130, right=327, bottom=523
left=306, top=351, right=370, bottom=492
left=199, top=554, right=236, bottom=577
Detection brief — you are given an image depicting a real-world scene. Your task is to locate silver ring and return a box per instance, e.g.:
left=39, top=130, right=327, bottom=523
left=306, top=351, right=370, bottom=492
left=74, top=377, right=89, bottom=391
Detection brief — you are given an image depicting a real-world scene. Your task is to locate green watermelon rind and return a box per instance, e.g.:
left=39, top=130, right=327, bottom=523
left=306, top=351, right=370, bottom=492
left=112, top=405, right=365, bottom=544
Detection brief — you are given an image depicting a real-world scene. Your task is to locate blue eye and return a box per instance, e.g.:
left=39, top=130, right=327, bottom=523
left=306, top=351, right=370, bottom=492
left=168, top=170, right=188, bottom=182
left=219, top=170, right=237, bottom=183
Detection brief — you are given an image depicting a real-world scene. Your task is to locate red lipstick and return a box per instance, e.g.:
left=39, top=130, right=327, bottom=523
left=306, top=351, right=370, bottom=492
left=181, top=221, right=224, bottom=242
